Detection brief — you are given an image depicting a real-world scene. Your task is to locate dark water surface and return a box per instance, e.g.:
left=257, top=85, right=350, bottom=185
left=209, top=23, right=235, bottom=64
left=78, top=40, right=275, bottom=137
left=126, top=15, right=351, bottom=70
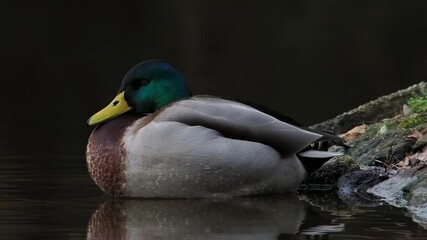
left=1, top=157, right=427, bottom=239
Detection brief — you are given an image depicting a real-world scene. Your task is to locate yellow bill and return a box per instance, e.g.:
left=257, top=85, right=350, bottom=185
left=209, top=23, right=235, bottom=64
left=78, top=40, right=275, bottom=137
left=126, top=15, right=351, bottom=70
left=87, top=91, right=132, bottom=126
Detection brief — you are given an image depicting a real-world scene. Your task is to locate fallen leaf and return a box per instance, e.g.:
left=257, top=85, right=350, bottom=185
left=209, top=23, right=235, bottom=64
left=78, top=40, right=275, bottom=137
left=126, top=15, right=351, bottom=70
left=339, top=124, right=368, bottom=142
left=405, top=129, right=423, bottom=140
left=396, top=160, right=405, bottom=167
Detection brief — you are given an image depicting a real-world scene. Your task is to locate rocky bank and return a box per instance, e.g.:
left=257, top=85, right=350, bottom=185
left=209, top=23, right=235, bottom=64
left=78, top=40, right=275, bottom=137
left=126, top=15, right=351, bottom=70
left=302, top=82, right=427, bottom=228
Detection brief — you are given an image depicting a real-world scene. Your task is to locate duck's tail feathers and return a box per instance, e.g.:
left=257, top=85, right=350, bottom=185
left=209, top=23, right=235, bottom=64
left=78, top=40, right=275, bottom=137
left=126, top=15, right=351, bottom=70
left=297, top=150, right=343, bottom=175
left=298, top=149, right=343, bottom=158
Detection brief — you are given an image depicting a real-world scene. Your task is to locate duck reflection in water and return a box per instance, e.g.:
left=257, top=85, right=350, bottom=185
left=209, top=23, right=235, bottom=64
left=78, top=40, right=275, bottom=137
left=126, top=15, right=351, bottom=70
left=86, top=195, right=343, bottom=240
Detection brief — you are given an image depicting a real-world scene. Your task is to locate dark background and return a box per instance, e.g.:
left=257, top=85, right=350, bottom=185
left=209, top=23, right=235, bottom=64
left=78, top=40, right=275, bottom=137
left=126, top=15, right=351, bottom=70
left=1, top=1, right=427, bottom=156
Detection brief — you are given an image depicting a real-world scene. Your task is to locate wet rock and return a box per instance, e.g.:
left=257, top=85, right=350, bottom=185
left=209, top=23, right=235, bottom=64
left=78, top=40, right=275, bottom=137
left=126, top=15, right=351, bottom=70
left=368, top=169, right=419, bottom=206
left=412, top=134, right=427, bottom=152
left=337, top=169, right=387, bottom=195
left=336, top=169, right=387, bottom=206
left=407, top=175, right=427, bottom=207
left=368, top=167, right=427, bottom=228
left=304, top=155, right=358, bottom=185
left=407, top=176, right=427, bottom=228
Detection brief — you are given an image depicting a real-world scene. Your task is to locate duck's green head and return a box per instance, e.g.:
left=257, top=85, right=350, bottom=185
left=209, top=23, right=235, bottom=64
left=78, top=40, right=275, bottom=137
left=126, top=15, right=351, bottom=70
left=87, top=60, right=191, bottom=126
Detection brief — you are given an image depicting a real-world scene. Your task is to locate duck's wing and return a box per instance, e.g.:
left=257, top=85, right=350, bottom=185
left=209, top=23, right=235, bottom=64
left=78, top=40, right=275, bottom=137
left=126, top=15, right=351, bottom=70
left=154, top=96, right=324, bottom=157
left=230, top=98, right=344, bottom=146
left=225, top=97, right=302, bottom=126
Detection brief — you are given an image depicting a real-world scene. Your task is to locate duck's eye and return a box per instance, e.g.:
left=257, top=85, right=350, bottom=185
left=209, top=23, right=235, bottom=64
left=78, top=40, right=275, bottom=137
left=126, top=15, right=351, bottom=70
left=140, top=79, right=150, bottom=86
left=132, top=79, right=150, bottom=89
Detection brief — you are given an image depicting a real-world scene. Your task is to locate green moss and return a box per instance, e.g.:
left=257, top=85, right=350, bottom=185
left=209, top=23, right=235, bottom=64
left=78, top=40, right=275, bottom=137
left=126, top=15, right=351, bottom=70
left=399, top=116, right=422, bottom=129
left=407, top=90, right=427, bottom=113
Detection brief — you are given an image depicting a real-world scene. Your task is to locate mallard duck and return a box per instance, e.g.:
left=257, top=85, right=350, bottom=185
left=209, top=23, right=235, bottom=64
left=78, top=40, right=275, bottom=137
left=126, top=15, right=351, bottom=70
left=86, top=60, right=341, bottom=198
